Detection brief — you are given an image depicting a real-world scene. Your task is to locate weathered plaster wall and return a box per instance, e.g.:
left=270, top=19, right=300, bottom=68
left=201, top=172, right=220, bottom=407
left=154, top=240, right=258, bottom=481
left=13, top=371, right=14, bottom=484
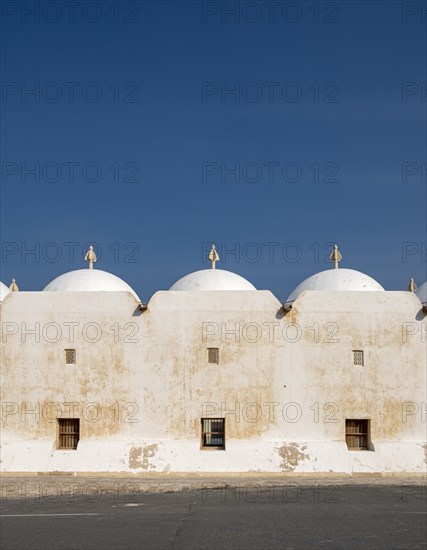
left=1, top=289, right=425, bottom=473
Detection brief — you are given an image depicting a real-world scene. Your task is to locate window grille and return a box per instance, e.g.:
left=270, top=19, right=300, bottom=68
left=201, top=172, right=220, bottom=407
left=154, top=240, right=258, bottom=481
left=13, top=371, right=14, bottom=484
left=345, top=419, right=369, bottom=450
left=65, top=349, right=76, bottom=365
left=58, top=419, right=80, bottom=449
left=201, top=418, right=225, bottom=450
left=208, top=348, right=219, bottom=364
left=353, top=350, right=364, bottom=366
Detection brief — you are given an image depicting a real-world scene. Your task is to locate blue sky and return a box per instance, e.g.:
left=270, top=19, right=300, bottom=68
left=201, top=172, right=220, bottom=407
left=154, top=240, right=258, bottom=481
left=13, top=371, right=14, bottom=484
left=1, top=0, right=426, bottom=301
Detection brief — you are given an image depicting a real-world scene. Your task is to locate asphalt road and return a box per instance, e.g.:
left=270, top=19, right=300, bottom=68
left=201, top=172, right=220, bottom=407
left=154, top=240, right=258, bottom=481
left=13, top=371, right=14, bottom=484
left=1, top=484, right=425, bottom=550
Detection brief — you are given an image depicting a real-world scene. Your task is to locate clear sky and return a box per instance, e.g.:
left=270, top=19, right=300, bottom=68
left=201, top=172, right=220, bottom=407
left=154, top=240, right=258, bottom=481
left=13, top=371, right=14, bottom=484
left=1, top=0, right=426, bottom=301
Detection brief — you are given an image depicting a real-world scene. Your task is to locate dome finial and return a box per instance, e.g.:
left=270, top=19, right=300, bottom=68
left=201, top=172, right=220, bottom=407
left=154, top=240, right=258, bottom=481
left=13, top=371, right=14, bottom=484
left=9, top=278, right=19, bottom=291
left=208, top=244, right=220, bottom=269
left=84, top=245, right=97, bottom=269
left=329, top=244, right=342, bottom=269
left=407, top=277, right=417, bottom=293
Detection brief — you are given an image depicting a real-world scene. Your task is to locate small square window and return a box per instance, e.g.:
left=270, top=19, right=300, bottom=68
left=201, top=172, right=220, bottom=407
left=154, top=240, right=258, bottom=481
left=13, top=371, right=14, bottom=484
left=207, top=348, right=219, bottom=364
left=65, top=349, right=76, bottom=365
left=345, top=419, right=369, bottom=450
left=201, top=418, right=225, bottom=450
left=353, top=350, right=364, bottom=366
left=58, top=419, right=80, bottom=450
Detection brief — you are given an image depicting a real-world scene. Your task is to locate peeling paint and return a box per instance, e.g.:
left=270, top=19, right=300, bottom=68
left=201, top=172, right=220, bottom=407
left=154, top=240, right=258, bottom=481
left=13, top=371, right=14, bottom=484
left=129, top=444, right=158, bottom=470
left=277, top=443, right=309, bottom=472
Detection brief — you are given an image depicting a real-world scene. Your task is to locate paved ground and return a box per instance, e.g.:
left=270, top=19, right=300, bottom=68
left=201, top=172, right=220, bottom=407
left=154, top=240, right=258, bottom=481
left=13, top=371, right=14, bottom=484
left=1, top=477, right=426, bottom=549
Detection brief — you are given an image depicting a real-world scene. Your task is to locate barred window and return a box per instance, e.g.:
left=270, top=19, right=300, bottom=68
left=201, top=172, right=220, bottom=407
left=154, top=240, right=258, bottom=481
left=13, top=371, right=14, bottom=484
left=353, top=350, right=364, bottom=366
left=345, top=419, right=369, bottom=450
left=207, top=348, right=219, bottom=364
left=201, top=418, right=225, bottom=450
left=58, top=419, right=80, bottom=449
left=65, top=349, right=76, bottom=365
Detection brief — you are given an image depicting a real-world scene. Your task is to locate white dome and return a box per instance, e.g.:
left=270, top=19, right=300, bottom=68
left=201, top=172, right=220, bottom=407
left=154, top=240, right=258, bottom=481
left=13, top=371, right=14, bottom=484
left=287, top=268, right=384, bottom=302
left=44, top=269, right=140, bottom=301
left=415, top=281, right=427, bottom=304
left=0, top=281, right=11, bottom=301
left=169, top=269, right=256, bottom=291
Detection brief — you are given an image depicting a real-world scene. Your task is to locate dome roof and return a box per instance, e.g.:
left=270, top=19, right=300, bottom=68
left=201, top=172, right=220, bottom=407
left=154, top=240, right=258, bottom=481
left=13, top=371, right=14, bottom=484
left=44, top=269, right=140, bottom=301
left=415, top=281, right=427, bottom=304
left=287, top=268, right=384, bottom=302
left=0, top=281, right=11, bottom=301
left=169, top=269, right=256, bottom=291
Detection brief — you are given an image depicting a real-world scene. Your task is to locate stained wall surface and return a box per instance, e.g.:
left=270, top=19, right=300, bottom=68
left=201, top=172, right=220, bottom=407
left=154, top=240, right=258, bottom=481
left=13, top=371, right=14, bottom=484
left=1, top=289, right=425, bottom=473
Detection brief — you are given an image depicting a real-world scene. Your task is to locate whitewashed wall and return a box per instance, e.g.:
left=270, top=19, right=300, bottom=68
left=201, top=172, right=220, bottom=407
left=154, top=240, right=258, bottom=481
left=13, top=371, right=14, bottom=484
left=1, top=289, right=425, bottom=473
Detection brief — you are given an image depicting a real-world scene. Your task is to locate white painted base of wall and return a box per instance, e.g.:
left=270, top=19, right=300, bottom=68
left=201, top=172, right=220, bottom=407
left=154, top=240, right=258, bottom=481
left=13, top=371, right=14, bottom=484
left=1, top=439, right=425, bottom=474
